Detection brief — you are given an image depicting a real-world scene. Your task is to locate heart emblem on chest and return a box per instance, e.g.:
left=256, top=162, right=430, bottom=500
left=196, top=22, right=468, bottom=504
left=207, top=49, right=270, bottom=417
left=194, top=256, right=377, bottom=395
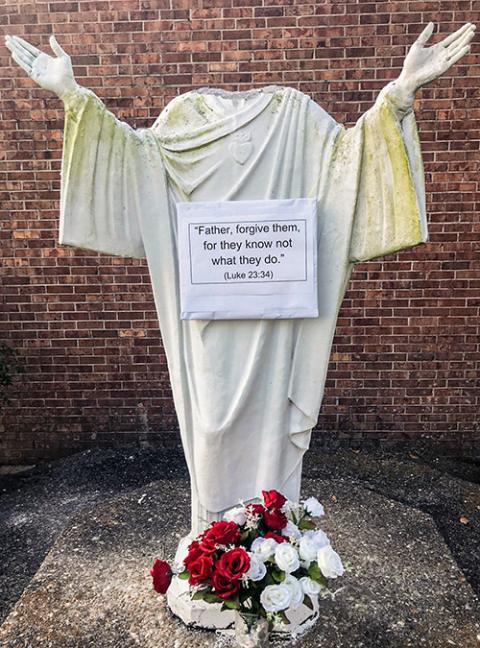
left=229, top=131, right=253, bottom=165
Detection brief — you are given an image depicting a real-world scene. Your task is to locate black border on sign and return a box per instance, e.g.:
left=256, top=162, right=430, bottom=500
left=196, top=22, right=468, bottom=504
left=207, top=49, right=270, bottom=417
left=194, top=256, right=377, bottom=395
left=188, top=219, right=308, bottom=285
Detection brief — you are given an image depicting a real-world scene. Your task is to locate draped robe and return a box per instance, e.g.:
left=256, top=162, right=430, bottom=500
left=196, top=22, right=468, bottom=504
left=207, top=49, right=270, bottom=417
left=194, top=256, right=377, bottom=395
left=59, top=84, right=427, bottom=533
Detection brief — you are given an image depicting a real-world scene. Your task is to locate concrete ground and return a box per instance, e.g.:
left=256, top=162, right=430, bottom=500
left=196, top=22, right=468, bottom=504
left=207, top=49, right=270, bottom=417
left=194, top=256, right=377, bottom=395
left=0, top=443, right=479, bottom=647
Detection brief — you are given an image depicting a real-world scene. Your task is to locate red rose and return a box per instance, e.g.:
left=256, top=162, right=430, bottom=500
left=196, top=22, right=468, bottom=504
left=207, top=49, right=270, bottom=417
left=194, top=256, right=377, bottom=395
left=216, top=548, right=250, bottom=580
left=263, top=508, right=288, bottom=530
left=150, top=559, right=172, bottom=594
left=188, top=554, right=214, bottom=585
left=245, top=503, right=265, bottom=516
left=200, top=520, right=240, bottom=553
left=199, top=536, right=218, bottom=555
left=264, top=531, right=286, bottom=543
left=262, top=489, right=287, bottom=510
left=184, top=540, right=203, bottom=571
left=212, top=570, right=241, bottom=599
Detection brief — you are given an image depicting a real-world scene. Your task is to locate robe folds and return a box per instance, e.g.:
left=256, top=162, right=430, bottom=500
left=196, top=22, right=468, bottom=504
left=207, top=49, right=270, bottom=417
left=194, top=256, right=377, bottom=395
left=59, top=84, right=427, bottom=527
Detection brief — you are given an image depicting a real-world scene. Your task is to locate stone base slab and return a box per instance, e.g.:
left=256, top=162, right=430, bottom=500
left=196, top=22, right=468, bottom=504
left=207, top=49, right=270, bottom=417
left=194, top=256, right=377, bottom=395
left=1, top=476, right=479, bottom=647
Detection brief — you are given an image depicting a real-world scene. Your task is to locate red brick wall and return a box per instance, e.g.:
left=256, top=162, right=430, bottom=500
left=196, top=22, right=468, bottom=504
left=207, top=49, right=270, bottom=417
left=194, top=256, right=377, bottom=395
left=1, top=1, right=479, bottom=462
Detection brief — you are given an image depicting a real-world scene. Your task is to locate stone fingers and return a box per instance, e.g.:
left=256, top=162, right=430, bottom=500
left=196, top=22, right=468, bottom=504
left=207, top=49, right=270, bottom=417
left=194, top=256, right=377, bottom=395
left=49, top=35, right=68, bottom=58
left=446, top=26, right=475, bottom=60
left=10, top=35, right=41, bottom=57
left=441, top=22, right=474, bottom=48
left=446, top=45, right=471, bottom=67
left=14, top=45, right=35, bottom=68
left=415, top=22, right=435, bottom=46
left=5, top=36, right=38, bottom=64
left=5, top=36, right=35, bottom=58
left=5, top=37, right=35, bottom=74
left=11, top=52, right=34, bottom=76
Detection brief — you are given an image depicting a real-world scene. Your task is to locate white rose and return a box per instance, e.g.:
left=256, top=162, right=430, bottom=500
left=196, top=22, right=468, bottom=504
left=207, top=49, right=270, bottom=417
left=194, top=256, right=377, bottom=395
left=298, top=536, right=318, bottom=562
left=283, top=574, right=304, bottom=608
left=311, top=529, right=330, bottom=548
left=303, top=497, right=325, bottom=517
left=246, top=552, right=267, bottom=582
left=260, top=584, right=292, bottom=613
left=317, top=545, right=344, bottom=579
left=251, top=537, right=278, bottom=561
left=299, top=576, right=322, bottom=597
left=274, top=543, right=300, bottom=573
left=281, top=520, right=301, bottom=540
left=224, top=506, right=247, bottom=526
left=299, top=530, right=329, bottom=562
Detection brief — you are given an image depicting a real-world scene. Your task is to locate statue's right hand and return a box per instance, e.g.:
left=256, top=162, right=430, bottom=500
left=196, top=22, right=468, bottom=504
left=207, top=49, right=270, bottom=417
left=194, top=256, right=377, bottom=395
left=5, top=34, right=77, bottom=99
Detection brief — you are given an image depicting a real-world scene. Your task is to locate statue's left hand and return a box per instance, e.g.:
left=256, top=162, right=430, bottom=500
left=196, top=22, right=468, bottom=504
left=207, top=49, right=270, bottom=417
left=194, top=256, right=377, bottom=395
left=399, top=22, right=475, bottom=94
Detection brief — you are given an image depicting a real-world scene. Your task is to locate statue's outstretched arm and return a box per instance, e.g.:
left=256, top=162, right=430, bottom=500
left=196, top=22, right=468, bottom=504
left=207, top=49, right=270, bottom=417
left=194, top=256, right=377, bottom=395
left=5, top=34, right=78, bottom=101
left=382, top=22, right=475, bottom=115
left=6, top=25, right=475, bottom=107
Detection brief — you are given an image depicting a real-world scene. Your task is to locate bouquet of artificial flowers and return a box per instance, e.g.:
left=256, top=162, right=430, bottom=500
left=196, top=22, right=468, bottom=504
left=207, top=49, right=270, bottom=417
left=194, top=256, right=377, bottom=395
left=151, top=490, right=344, bottom=644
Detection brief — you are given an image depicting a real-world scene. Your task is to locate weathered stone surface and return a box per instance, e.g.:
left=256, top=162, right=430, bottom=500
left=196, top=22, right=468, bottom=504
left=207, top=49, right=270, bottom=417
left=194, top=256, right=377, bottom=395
left=166, top=573, right=319, bottom=637
left=1, top=474, right=479, bottom=648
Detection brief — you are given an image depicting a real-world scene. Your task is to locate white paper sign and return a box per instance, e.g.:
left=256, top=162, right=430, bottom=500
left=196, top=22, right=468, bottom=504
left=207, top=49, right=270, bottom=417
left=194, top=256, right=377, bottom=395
left=177, top=198, right=318, bottom=320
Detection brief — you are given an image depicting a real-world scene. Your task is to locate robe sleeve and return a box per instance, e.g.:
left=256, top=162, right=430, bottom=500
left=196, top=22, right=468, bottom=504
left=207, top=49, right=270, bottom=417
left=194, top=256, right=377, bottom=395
left=59, top=86, right=146, bottom=258
left=348, top=85, right=428, bottom=263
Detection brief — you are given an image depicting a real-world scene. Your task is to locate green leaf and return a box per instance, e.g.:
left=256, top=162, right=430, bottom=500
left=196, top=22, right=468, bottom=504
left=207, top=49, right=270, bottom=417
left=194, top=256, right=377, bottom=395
left=240, top=531, right=251, bottom=544
left=191, top=589, right=222, bottom=604
left=298, top=519, right=316, bottom=530
left=192, top=590, right=208, bottom=601
left=264, top=572, right=276, bottom=586
left=272, top=569, right=286, bottom=583
left=222, top=598, right=240, bottom=610
left=178, top=570, right=190, bottom=580
left=308, top=562, right=320, bottom=579
left=303, top=595, right=314, bottom=610
left=308, top=563, right=328, bottom=587
left=203, top=593, right=224, bottom=604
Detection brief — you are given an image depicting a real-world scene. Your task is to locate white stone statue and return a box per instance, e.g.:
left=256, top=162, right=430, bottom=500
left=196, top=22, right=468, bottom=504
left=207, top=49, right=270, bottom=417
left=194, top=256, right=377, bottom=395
left=5, top=24, right=475, bottom=540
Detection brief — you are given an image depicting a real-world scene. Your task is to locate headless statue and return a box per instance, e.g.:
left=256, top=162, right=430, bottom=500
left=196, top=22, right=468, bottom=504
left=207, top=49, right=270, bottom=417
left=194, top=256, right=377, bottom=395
left=5, top=24, right=475, bottom=537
